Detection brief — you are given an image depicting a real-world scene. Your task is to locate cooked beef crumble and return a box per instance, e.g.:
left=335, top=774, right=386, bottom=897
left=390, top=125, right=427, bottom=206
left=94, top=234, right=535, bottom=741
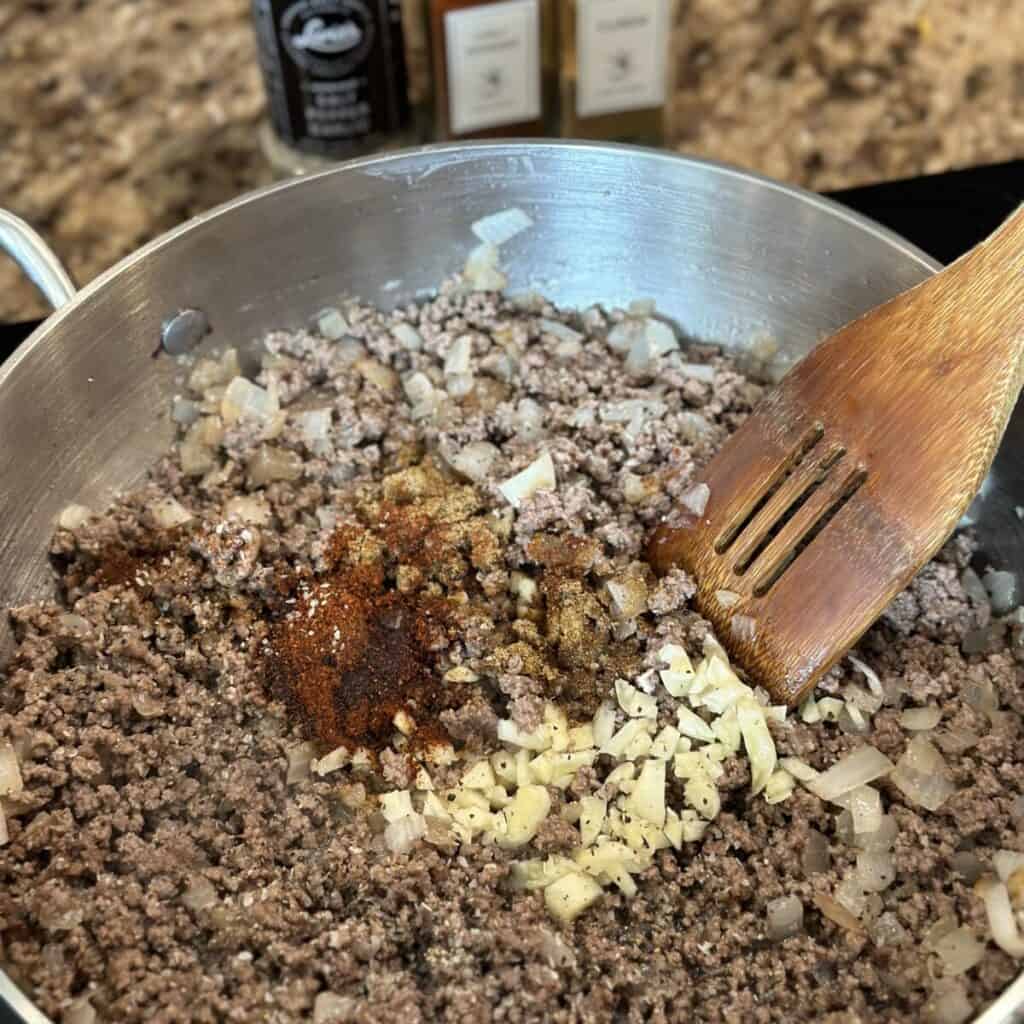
left=1, top=276, right=1022, bottom=1024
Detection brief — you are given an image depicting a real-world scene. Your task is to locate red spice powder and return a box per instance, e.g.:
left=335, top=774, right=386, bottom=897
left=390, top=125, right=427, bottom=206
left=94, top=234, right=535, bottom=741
left=266, top=527, right=459, bottom=754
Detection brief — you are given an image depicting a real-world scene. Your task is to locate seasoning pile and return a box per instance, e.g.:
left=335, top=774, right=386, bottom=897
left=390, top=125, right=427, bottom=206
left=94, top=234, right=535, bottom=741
left=1, top=213, right=1023, bottom=1023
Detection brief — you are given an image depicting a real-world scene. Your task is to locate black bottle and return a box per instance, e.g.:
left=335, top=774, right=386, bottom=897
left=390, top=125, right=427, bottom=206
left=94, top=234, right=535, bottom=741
left=252, top=0, right=416, bottom=175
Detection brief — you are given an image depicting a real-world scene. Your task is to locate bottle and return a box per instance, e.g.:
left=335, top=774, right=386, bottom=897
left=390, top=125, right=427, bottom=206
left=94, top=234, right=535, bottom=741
left=429, top=0, right=556, bottom=140
left=559, top=0, right=674, bottom=144
left=252, top=0, right=418, bottom=176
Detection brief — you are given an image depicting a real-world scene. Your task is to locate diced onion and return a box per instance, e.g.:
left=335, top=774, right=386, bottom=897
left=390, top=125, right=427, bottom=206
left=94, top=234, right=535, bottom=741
left=224, top=495, right=272, bottom=526
left=498, top=452, right=557, bottom=508
left=855, top=850, right=896, bottom=892
left=933, top=926, right=986, bottom=975
left=766, top=895, right=804, bottom=940
left=538, top=318, right=583, bottom=344
left=680, top=483, right=710, bottom=517
left=976, top=877, right=1024, bottom=957
left=247, top=446, right=303, bottom=487
left=221, top=376, right=280, bottom=427
left=899, top=706, right=942, bottom=731
left=806, top=745, right=894, bottom=802
left=993, top=850, right=1024, bottom=883
left=779, top=757, right=818, bottom=783
left=714, top=589, right=740, bottom=608
left=847, top=655, right=884, bottom=698
left=0, top=742, right=24, bottom=797
left=871, top=911, right=908, bottom=947
left=833, top=785, right=882, bottom=836
left=923, top=979, right=973, bottom=1024
left=392, top=323, right=423, bottom=350
left=471, top=208, right=533, bottom=245
left=891, top=736, right=956, bottom=811
left=286, top=742, right=317, bottom=784
left=296, top=409, right=332, bottom=450
left=444, top=335, right=473, bottom=376
left=464, top=243, right=507, bottom=292
left=813, top=892, right=863, bottom=932
left=680, top=363, right=716, bottom=383
left=317, top=308, right=350, bottom=340
left=151, top=497, right=193, bottom=529
left=384, top=813, right=426, bottom=854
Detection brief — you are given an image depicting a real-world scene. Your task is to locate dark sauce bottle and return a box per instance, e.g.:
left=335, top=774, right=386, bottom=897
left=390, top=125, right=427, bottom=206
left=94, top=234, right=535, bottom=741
left=252, top=0, right=417, bottom=175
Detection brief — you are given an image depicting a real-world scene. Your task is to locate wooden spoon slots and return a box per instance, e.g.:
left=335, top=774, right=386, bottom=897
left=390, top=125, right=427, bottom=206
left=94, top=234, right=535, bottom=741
left=648, top=206, right=1024, bottom=707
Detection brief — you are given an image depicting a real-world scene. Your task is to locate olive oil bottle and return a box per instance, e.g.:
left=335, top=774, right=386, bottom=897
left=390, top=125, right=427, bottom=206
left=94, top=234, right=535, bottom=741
left=429, top=0, right=557, bottom=140
left=558, top=0, right=674, bottom=144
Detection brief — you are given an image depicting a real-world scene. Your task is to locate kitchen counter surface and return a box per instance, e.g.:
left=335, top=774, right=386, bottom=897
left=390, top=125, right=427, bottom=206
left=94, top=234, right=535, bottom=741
left=2, top=0, right=1022, bottom=322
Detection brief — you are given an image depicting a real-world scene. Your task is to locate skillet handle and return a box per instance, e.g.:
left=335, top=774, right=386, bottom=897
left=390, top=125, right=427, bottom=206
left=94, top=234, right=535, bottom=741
left=0, top=209, right=76, bottom=310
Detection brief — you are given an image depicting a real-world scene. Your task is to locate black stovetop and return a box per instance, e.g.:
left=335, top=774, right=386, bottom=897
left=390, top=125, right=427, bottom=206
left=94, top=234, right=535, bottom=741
left=1, top=159, right=1022, bottom=363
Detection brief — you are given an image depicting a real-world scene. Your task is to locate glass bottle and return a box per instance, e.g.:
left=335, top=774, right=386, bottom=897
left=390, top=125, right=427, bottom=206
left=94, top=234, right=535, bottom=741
left=429, top=0, right=557, bottom=140
left=558, top=0, right=674, bottom=145
left=252, top=0, right=419, bottom=176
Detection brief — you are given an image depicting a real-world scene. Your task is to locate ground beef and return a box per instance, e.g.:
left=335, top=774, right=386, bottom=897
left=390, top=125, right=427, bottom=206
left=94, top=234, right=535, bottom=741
left=1, top=278, right=1022, bottom=1023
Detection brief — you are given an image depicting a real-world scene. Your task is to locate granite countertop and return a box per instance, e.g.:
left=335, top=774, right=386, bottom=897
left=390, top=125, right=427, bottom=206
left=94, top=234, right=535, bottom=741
left=2, top=0, right=1022, bottom=322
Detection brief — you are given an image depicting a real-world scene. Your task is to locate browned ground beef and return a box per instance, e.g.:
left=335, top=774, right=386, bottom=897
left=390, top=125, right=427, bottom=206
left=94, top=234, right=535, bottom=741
left=1, top=279, right=1022, bottom=1023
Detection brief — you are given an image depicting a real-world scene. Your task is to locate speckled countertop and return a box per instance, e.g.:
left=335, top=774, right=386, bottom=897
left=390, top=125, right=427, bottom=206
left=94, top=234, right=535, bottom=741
left=2, top=0, right=1022, bottom=321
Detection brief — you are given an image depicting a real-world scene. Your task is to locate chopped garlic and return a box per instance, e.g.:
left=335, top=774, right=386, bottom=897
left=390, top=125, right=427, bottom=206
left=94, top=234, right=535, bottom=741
left=462, top=760, right=497, bottom=791
left=568, top=723, right=595, bottom=751
left=499, top=786, right=552, bottom=848
left=497, top=717, right=550, bottom=751
left=510, top=856, right=577, bottom=891
left=472, top=207, right=533, bottom=245
left=738, top=700, right=777, bottom=796
left=615, top=678, right=658, bottom=719
left=602, top=719, right=653, bottom=758
left=685, top=772, right=721, bottom=820
left=650, top=725, right=682, bottom=760
left=676, top=706, right=715, bottom=743
left=579, top=796, right=607, bottom=846
left=661, top=670, right=695, bottom=698
left=544, top=872, right=603, bottom=924
left=664, top=808, right=684, bottom=850
left=658, top=643, right=694, bottom=674
left=592, top=702, right=617, bottom=748
left=764, top=770, right=796, bottom=804
left=498, top=452, right=557, bottom=508
left=624, top=759, right=667, bottom=827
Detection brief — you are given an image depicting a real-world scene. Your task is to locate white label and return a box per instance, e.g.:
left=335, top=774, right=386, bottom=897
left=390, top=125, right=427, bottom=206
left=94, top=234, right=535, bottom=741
left=576, top=0, right=670, bottom=118
left=445, top=0, right=541, bottom=134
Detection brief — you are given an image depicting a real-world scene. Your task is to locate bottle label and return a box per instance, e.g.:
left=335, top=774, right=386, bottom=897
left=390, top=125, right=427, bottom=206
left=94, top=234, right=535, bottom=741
left=444, top=0, right=541, bottom=135
left=576, top=0, right=670, bottom=118
left=252, top=0, right=410, bottom=155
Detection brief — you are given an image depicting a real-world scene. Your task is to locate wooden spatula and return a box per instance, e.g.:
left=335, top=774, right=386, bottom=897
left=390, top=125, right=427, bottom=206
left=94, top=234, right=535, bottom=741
left=648, top=207, right=1024, bottom=706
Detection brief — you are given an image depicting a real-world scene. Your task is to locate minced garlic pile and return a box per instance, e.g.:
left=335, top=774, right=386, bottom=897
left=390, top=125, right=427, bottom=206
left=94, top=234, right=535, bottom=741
left=350, top=635, right=793, bottom=923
